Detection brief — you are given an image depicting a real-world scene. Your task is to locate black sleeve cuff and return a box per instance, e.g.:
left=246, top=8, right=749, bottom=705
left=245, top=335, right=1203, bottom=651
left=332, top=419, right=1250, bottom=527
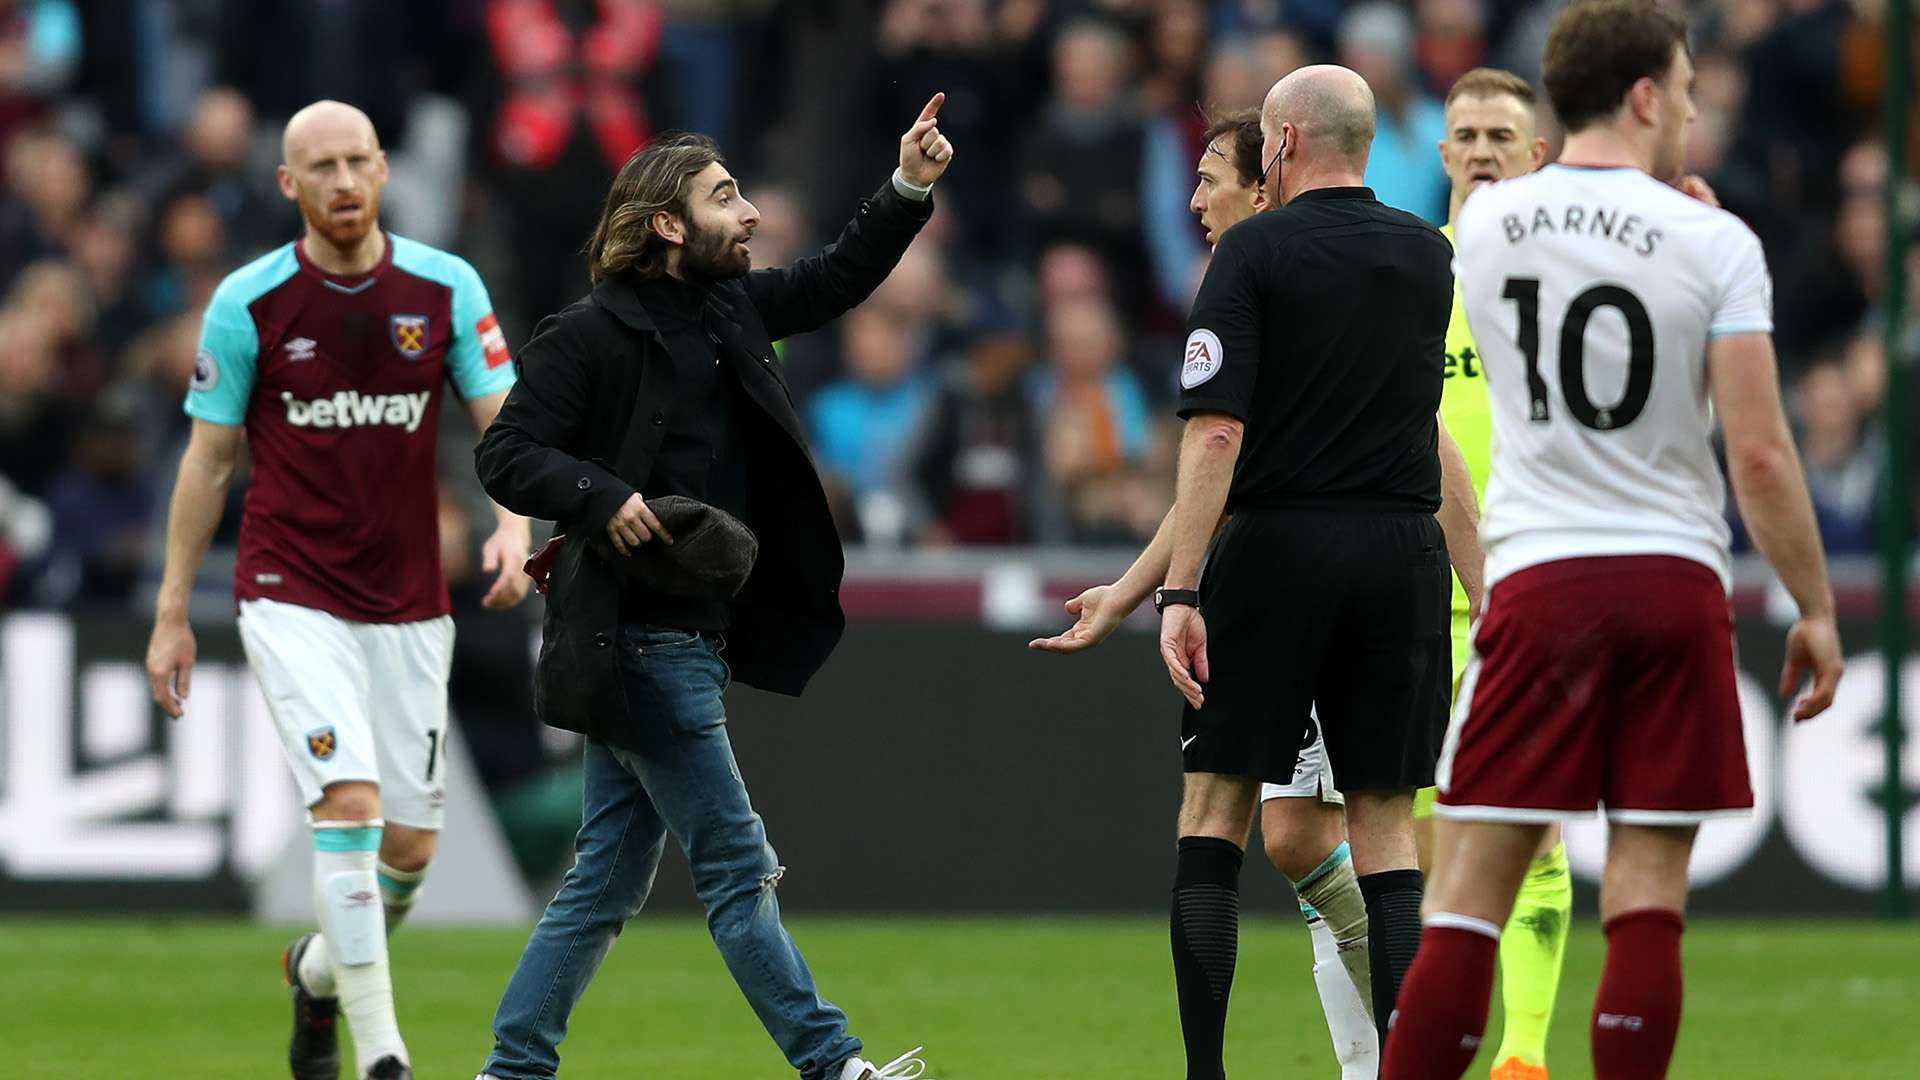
left=1176, top=398, right=1249, bottom=423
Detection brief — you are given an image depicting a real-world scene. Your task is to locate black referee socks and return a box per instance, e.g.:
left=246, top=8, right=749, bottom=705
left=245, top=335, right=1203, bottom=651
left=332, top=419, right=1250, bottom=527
left=1358, top=867, right=1425, bottom=1049
left=1170, top=836, right=1244, bottom=1080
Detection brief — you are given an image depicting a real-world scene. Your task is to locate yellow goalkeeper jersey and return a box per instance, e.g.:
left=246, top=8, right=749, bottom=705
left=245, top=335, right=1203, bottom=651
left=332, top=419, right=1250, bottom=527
left=1439, top=224, right=1492, bottom=622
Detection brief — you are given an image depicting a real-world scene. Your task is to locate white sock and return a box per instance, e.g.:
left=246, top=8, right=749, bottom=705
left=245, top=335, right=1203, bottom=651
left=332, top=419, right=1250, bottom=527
left=1294, top=842, right=1378, bottom=1077
left=1293, top=841, right=1373, bottom=1017
left=1305, top=906, right=1380, bottom=1077
left=298, top=859, right=428, bottom=997
left=312, top=820, right=407, bottom=1073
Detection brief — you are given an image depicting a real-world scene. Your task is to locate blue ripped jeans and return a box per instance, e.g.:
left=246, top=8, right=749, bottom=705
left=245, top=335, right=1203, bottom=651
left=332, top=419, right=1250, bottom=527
left=483, top=624, right=862, bottom=1080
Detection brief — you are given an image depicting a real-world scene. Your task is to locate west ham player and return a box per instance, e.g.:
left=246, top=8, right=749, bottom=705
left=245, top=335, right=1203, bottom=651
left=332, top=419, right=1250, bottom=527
left=145, top=101, right=529, bottom=1080
left=1383, top=4, right=1843, bottom=1078
left=1424, top=68, right=1569, bottom=1080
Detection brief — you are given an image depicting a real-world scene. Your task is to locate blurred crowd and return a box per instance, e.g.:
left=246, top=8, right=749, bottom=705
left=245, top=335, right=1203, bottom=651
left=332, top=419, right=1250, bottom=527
left=0, top=0, right=1909, bottom=624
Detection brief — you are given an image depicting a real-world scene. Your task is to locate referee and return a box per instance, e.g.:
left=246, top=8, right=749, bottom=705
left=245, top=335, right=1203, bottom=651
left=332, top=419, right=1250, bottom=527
left=1157, top=66, right=1465, bottom=1074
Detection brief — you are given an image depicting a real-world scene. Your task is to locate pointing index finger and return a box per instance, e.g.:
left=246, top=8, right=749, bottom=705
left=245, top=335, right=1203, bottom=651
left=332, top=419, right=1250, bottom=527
left=918, top=92, right=946, bottom=122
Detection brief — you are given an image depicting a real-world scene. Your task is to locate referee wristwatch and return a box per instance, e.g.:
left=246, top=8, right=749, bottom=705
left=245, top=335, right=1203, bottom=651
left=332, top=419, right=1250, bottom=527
left=1153, top=587, right=1200, bottom=614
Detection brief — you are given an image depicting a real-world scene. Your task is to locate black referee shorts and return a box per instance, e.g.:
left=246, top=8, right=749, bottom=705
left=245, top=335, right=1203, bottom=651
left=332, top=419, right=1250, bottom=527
left=1181, top=507, right=1451, bottom=790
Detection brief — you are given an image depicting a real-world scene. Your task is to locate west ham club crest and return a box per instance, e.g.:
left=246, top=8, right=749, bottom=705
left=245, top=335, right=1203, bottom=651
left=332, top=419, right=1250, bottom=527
left=306, top=726, right=337, bottom=760
left=389, top=314, right=429, bottom=359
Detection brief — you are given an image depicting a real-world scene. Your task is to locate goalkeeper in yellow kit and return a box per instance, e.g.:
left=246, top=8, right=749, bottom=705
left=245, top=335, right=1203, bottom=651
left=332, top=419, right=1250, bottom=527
left=1419, top=68, right=1569, bottom=1080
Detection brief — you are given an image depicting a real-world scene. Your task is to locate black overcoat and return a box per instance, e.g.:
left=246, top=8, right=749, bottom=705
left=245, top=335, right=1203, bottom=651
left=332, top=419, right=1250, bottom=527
left=475, top=181, right=933, bottom=747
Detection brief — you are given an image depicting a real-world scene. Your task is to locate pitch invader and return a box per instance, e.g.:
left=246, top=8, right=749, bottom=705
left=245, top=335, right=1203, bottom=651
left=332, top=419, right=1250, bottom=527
left=1422, top=68, right=1572, bottom=1080
left=146, top=101, right=532, bottom=1080
left=1383, top=3, right=1844, bottom=1078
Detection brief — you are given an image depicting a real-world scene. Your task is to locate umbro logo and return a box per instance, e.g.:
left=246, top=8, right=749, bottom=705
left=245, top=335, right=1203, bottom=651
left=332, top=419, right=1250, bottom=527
left=284, top=337, right=318, bottom=361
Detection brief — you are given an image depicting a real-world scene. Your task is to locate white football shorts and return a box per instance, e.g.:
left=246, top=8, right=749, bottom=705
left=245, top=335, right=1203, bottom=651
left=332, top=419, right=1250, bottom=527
left=238, top=597, right=455, bottom=829
left=1260, top=707, right=1344, bottom=804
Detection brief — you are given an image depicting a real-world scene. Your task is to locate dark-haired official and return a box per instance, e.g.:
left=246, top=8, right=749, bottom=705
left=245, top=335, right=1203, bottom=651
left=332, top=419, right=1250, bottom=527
left=470, top=97, right=955, bottom=1080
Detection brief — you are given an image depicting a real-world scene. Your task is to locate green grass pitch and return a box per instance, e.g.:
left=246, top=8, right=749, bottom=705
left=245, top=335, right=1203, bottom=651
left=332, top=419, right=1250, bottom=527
left=3, top=917, right=1910, bottom=1077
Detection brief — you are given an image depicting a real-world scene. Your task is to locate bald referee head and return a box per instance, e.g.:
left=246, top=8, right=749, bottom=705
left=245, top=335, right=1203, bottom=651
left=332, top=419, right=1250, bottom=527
left=1257, top=64, right=1377, bottom=205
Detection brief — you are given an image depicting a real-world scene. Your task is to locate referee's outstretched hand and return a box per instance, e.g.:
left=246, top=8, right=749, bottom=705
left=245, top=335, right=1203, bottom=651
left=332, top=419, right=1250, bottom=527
left=1160, top=606, right=1209, bottom=710
left=1028, top=585, right=1126, bottom=653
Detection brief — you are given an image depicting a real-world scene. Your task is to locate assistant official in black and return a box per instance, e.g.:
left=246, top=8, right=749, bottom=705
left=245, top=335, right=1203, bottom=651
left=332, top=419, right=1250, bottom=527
left=1151, top=67, right=1476, bottom=1074
left=470, top=99, right=953, bottom=1080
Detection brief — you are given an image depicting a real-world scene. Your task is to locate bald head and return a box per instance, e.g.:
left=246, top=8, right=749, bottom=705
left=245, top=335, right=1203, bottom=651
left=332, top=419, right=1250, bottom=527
left=1263, top=65, right=1376, bottom=165
left=282, top=100, right=379, bottom=166
left=277, top=100, right=388, bottom=260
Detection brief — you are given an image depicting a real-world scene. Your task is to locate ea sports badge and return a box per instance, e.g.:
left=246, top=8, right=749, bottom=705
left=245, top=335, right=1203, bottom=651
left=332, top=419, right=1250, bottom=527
left=1182, top=328, right=1223, bottom=389
left=306, top=726, right=337, bottom=761
left=390, top=313, right=429, bottom=359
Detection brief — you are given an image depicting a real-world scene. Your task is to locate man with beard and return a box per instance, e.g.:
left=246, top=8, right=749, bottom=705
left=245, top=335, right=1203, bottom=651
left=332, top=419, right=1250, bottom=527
left=469, top=97, right=953, bottom=1080
left=146, top=100, right=532, bottom=1080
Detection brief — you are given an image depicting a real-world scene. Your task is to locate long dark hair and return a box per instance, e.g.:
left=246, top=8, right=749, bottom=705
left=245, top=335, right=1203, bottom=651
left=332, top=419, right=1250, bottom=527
left=585, top=133, right=723, bottom=282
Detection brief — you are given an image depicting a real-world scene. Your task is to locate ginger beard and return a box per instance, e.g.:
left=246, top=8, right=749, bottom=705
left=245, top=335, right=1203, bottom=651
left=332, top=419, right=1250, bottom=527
left=292, top=171, right=382, bottom=253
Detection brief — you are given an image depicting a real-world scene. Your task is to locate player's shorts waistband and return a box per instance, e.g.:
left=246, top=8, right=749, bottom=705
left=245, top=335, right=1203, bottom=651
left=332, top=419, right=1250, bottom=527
left=1228, top=494, right=1441, bottom=516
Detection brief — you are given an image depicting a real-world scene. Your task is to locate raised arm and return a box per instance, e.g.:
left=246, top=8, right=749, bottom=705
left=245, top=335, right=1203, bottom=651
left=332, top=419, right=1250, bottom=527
left=745, top=94, right=951, bottom=340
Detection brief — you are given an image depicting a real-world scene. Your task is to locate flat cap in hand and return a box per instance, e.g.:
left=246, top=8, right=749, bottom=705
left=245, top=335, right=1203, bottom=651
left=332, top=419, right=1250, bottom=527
left=593, top=495, right=759, bottom=599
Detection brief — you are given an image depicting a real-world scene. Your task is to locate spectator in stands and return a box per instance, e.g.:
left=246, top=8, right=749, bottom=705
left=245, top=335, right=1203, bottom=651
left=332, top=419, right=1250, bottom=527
left=1137, top=0, right=1209, bottom=115
left=1781, top=138, right=1886, bottom=377
left=0, top=126, right=89, bottom=288
left=909, top=301, right=1038, bottom=546
left=1686, top=48, right=1744, bottom=180
left=120, top=308, right=202, bottom=464
left=1252, top=27, right=1316, bottom=87
left=6, top=259, right=103, bottom=399
left=1339, top=2, right=1448, bottom=222
left=136, top=87, right=292, bottom=262
left=1792, top=361, right=1880, bottom=555
left=1835, top=140, right=1887, bottom=310
left=0, top=305, right=72, bottom=497
left=1029, top=297, right=1152, bottom=545
left=1036, top=241, right=1112, bottom=312
left=144, top=190, right=227, bottom=318
left=864, top=0, right=1029, bottom=263
left=1017, top=18, right=1151, bottom=308
left=0, top=0, right=82, bottom=145
left=467, top=0, right=666, bottom=340
left=1413, top=0, right=1487, bottom=96
left=809, top=305, right=934, bottom=544
left=41, top=389, right=148, bottom=610
left=1723, top=0, right=1875, bottom=222
left=65, top=193, right=146, bottom=357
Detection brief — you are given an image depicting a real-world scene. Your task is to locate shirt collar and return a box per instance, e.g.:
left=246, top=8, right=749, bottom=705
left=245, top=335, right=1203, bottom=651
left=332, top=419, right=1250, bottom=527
left=1289, top=186, right=1375, bottom=203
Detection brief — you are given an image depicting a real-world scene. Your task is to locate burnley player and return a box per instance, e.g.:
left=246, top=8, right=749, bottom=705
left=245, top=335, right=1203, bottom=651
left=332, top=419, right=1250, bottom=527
left=1383, top=4, right=1844, bottom=1078
left=1426, top=68, right=1567, bottom=1080
left=145, top=100, right=530, bottom=1080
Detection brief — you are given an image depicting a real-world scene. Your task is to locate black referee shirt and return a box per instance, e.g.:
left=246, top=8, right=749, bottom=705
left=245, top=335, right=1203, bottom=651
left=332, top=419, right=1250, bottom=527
left=1177, top=186, right=1453, bottom=513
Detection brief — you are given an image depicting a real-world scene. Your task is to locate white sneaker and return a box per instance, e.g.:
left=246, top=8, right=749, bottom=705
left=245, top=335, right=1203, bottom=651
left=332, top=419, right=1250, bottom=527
left=837, top=1046, right=930, bottom=1079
